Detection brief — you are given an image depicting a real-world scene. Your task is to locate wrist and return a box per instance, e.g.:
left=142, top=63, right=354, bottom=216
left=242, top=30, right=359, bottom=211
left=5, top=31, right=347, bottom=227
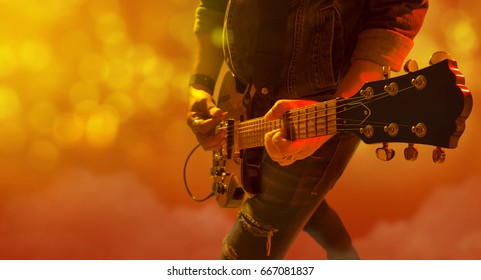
left=336, top=59, right=385, bottom=98
left=189, top=74, right=216, bottom=94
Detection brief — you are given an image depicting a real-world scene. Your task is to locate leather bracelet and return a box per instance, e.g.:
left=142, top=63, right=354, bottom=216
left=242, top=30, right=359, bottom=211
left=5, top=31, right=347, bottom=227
left=189, top=74, right=215, bottom=94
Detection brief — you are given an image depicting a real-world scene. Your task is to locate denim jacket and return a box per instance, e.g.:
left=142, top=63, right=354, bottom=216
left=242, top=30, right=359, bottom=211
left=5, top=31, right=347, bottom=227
left=195, top=0, right=428, bottom=100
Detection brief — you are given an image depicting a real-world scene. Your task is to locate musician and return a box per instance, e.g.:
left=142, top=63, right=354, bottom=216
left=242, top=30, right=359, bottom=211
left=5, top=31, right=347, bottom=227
left=187, top=0, right=428, bottom=259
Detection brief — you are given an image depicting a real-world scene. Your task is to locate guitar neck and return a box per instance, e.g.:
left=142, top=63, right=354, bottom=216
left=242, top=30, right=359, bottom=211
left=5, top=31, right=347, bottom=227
left=236, top=99, right=338, bottom=150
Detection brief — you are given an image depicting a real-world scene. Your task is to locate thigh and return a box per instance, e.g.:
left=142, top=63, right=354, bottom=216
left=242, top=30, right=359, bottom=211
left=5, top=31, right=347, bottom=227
left=222, top=133, right=359, bottom=259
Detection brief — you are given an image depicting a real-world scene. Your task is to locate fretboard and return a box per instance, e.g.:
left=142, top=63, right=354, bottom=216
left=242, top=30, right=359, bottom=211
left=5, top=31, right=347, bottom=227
left=236, top=99, right=338, bottom=150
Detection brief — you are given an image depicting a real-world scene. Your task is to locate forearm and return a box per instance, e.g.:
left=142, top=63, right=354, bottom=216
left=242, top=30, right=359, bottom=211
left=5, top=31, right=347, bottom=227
left=338, top=1, right=429, bottom=98
left=187, top=1, right=228, bottom=150
left=191, top=32, right=224, bottom=94
left=353, top=0, right=428, bottom=71
left=191, top=0, right=227, bottom=94
left=187, top=33, right=226, bottom=149
left=188, top=33, right=223, bottom=121
left=335, top=59, right=385, bottom=99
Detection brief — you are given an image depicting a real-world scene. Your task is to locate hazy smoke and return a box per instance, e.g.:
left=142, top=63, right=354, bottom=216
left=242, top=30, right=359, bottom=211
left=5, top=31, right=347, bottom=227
left=1, top=169, right=479, bottom=260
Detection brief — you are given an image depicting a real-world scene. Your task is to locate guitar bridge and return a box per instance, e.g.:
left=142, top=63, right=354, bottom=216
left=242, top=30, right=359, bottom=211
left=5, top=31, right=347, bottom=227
left=216, top=119, right=235, bottom=159
left=211, top=118, right=245, bottom=208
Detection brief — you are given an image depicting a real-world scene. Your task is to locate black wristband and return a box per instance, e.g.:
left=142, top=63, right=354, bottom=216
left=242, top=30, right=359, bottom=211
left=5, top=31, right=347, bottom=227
left=189, top=74, right=215, bottom=94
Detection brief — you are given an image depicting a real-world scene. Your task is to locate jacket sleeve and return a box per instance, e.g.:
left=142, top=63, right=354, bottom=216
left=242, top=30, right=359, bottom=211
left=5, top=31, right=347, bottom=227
left=193, top=0, right=229, bottom=34
left=352, top=0, right=429, bottom=71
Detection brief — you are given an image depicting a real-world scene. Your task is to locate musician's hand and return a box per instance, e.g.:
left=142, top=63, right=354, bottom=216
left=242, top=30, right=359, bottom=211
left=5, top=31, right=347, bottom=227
left=264, top=99, right=333, bottom=166
left=186, top=86, right=227, bottom=150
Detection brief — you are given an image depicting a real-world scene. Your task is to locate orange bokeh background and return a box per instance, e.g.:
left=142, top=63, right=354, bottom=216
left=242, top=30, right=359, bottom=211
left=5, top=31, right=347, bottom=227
left=0, top=0, right=479, bottom=259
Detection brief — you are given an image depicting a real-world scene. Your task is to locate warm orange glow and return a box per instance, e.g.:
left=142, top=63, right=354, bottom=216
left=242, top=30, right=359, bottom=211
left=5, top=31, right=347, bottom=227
left=0, top=122, right=28, bottom=155
left=28, top=102, right=59, bottom=133
left=26, top=140, right=60, bottom=170
left=52, top=114, right=84, bottom=147
left=85, top=106, right=120, bottom=148
left=0, top=87, right=22, bottom=121
left=0, top=0, right=478, bottom=260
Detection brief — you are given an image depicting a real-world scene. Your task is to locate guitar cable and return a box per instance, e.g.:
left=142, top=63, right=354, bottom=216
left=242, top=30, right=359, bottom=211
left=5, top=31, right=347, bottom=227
left=182, top=144, right=214, bottom=202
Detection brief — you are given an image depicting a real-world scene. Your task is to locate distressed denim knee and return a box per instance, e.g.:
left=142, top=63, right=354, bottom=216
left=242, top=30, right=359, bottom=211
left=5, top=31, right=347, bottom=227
left=222, top=210, right=279, bottom=259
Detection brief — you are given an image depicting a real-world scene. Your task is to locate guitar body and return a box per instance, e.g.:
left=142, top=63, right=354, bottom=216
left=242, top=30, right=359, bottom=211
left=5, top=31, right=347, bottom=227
left=211, top=71, right=263, bottom=208
left=209, top=57, right=473, bottom=208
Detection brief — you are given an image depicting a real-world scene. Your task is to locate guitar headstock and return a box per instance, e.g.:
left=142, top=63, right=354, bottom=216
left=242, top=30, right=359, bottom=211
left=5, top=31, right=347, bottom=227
left=340, top=56, right=472, bottom=162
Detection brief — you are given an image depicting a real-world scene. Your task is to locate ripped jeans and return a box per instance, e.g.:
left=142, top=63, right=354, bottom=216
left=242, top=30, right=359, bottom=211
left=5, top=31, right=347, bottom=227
left=222, top=132, right=360, bottom=260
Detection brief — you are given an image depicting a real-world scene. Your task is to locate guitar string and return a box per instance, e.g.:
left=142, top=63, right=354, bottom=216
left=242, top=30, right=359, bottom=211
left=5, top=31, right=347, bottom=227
left=236, top=86, right=416, bottom=137
left=235, top=89, right=379, bottom=132
left=234, top=84, right=420, bottom=146
left=235, top=94, right=368, bottom=132
left=285, top=85, right=415, bottom=124
left=236, top=90, right=390, bottom=132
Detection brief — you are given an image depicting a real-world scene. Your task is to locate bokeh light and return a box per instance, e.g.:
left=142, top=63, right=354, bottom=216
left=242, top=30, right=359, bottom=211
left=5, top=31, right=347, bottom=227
left=26, top=140, right=60, bottom=171
left=78, top=53, right=109, bottom=83
left=0, top=46, right=19, bottom=77
left=28, top=102, right=59, bottom=134
left=85, top=105, right=120, bottom=148
left=0, top=0, right=195, bottom=167
left=442, top=10, right=478, bottom=55
left=0, top=87, right=22, bottom=121
left=52, top=114, right=84, bottom=148
left=0, top=0, right=478, bottom=261
left=18, top=40, right=52, bottom=72
left=0, top=123, right=28, bottom=155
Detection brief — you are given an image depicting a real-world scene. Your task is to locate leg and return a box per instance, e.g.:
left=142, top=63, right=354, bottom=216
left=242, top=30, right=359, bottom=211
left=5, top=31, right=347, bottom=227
left=221, top=133, right=360, bottom=259
left=304, top=200, right=360, bottom=259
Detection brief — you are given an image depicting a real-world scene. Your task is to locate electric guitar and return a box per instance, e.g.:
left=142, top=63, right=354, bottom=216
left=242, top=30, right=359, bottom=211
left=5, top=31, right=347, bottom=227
left=210, top=55, right=473, bottom=208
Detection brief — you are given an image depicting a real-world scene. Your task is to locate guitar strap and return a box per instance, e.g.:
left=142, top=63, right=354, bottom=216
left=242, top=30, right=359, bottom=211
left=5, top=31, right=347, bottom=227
left=245, top=0, right=289, bottom=118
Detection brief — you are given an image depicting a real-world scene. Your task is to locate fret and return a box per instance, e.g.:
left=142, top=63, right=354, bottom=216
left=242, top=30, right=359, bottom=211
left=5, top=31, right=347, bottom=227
left=258, top=119, right=264, bottom=146
left=296, top=109, right=301, bottom=140
left=234, top=99, right=338, bottom=150
left=307, top=105, right=317, bottom=137
left=303, top=106, right=312, bottom=139
left=286, top=109, right=292, bottom=139
left=316, top=102, right=327, bottom=136
left=326, top=99, right=337, bottom=135
left=237, top=117, right=284, bottom=150
left=301, top=107, right=308, bottom=139
left=286, top=100, right=338, bottom=140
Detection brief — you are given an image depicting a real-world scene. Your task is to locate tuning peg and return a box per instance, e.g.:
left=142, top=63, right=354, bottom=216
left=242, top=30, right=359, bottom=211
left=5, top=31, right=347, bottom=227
left=403, top=59, right=419, bottom=73
left=404, top=144, right=419, bottom=161
left=376, top=143, right=395, bottom=161
left=432, top=147, right=446, bottom=163
left=382, top=65, right=391, bottom=80
left=429, top=51, right=453, bottom=65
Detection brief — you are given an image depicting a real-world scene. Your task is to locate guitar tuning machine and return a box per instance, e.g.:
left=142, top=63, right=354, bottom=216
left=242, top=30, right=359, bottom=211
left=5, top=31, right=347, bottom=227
left=376, top=143, right=395, bottom=161
left=403, top=59, right=419, bottom=73
left=382, top=65, right=391, bottom=80
left=429, top=51, right=453, bottom=65
left=404, top=144, right=419, bottom=161
left=432, top=147, right=446, bottom=163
